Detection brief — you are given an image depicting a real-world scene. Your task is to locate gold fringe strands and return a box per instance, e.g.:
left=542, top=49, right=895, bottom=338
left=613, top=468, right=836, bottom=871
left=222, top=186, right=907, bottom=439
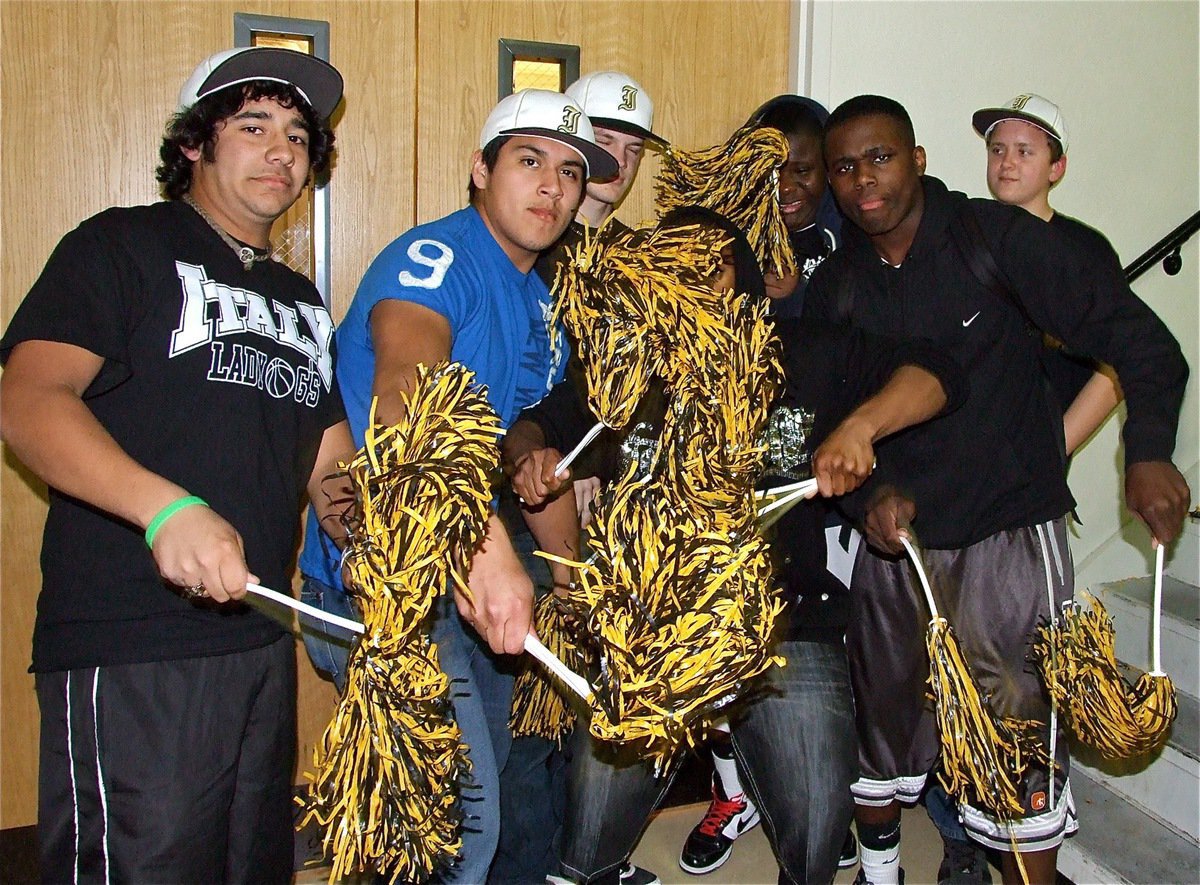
left=660, top=295, right=781, bottom=515
left=1031, top=593, right=1178, bottom=759
left=925, top=616, right=1049, bottom=819
left=342, top=366, right=502, bottom=612
left=900, top=539, right=1048, bottom=822
left=509, top=592, right=589, bottom=744
left=299, top=362, right=503, bottom=884
left=306, top=620, right=468, bottom=884
left=517, top=215, right=786, bottom=766
left=552, top=222, right=733, bottom=431
left=656, top=124, right=797, bottom=280
left=559, top=481, right=784, bottom=766
left=551, top=224, right=658, bottom=431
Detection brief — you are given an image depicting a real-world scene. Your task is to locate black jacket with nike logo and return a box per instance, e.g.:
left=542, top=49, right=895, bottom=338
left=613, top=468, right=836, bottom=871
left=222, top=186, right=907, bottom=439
left=804, top=175, right=1188, bottom=549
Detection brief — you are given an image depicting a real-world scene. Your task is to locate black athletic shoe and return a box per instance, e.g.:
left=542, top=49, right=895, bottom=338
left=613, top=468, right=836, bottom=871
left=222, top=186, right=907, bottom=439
left=839, top=830, right=860, bottom=869
left=937, top=837, right=992, bottom=884
left=853, top=866, right=905, bottom=885
left=678, top=778, right=760, bottom=874
left=618, top=864, right=661, bottom=885
left=556, top=863, right=660, bottom=885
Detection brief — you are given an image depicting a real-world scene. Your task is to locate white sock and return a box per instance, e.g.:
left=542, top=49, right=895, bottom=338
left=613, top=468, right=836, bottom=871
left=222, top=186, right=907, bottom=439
left=710, top=739, right=751, bottom=809
left=860, top=830, right=901, bottom=884
left=712, top=752, right=743, bottom=796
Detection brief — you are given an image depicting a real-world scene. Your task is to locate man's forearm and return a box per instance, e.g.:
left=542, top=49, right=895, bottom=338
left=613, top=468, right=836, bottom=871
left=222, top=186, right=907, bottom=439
left=307, top=420, right=357, bottom=549
left=1064, top=367, right=1122, bottom=455
left=503, top=419, right=547, bottom=476
left=521, top=490, right=581, bottom=590
left=1, top=343, right=254, bottom=599
left=846, top=364, right=948, bottom=442
left=461, top=512, right=534, bottom=654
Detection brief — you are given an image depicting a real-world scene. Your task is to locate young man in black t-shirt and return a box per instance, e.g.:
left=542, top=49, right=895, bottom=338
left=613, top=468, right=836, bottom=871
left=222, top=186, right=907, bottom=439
left=0, top=47, right=352, bottom=882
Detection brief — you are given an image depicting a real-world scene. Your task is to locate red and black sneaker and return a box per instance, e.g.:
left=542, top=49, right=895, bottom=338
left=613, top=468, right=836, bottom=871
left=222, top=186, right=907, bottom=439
left=678, top=777, right=760, bottom=875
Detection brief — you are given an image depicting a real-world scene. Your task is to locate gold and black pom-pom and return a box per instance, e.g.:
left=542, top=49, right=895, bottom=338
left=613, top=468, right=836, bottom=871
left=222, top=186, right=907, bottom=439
left=300, top=362, right=502, bottom=884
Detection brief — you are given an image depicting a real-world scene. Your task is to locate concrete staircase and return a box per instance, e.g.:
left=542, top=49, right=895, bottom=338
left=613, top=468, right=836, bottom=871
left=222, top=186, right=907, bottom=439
left=1057, top=515, right=1200, bottom=884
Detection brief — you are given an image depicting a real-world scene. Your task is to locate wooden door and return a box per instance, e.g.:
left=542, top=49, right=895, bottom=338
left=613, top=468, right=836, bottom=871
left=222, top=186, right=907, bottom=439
left=2, top=0, right=788, bottom=830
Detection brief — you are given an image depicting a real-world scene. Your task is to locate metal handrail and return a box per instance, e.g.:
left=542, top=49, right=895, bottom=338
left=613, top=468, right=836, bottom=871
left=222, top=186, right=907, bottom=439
left=1124, top=211, right=1200, bottom=283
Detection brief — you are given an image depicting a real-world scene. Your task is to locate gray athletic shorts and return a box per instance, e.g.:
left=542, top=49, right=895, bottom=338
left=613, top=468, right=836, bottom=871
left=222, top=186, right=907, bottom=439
left=847, top=518, right=1080, bottom=852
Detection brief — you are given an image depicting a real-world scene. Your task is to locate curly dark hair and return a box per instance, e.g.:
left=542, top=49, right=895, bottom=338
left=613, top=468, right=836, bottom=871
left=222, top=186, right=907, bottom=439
left=156, top=81, right=335, bottom=199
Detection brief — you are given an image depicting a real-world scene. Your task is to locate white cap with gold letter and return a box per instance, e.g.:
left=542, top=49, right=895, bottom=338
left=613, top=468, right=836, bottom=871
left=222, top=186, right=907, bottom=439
left=972, top=93, right=1068, bottom=153
left=479, top=88, right=619, bottom=180
left=566, top=70, right=664, bottom=144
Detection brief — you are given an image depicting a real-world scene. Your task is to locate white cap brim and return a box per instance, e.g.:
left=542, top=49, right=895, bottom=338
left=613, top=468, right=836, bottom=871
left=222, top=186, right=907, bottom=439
left=972, top=107, right=1067, bottom=152
left=492, top=128, right=619, bottom=181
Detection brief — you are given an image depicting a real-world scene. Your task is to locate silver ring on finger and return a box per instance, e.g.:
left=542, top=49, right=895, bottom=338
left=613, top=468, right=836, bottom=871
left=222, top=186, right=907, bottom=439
left=182, top=583, right=208, bottom=600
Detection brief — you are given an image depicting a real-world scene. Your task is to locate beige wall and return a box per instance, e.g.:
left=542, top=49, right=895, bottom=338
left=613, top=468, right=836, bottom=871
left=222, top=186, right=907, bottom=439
left=797, top=0, right=1199, bottom=588
left=1, top=0, right=790, bottom=829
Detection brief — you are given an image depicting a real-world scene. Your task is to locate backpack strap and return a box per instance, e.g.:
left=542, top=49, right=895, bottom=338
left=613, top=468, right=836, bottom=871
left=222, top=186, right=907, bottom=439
left=833, top=270, right=856, bottom=324
left=953, top=202, right=1073, bottom=472
left=951, top=201, right=1036, bottom=331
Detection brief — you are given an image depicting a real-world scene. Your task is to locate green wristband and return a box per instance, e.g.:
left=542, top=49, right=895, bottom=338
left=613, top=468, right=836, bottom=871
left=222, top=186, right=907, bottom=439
left=145, top=495, right=209, bottom=549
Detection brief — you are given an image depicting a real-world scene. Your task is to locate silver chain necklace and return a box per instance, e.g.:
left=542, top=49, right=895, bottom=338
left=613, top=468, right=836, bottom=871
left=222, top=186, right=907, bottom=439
left=182, top=193, right=271, bottom=271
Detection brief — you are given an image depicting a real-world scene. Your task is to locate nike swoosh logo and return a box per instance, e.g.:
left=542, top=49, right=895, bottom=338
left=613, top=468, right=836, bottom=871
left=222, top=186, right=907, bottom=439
left=962, top=311, right=981, bottom=327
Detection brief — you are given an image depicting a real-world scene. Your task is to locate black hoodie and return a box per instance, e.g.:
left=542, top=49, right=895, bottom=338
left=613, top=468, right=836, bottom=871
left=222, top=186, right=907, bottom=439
left=804, top=175, right=1188, bottom=549
left=519, top=208, right=967, bottom=640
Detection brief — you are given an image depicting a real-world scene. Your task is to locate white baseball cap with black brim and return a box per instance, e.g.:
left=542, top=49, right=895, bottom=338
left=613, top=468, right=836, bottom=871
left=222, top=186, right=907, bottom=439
left=972, top=93, right=1069, bottom=153
left=565, top=71, right=665, bottom=144
left=480, top=89, right=620, bottom=181
left=178, top=47, right=344, bottom=120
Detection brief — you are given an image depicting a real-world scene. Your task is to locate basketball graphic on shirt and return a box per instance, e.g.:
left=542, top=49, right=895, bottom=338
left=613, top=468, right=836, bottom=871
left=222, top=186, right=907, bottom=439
left=262, top=357, right=296, bottom=399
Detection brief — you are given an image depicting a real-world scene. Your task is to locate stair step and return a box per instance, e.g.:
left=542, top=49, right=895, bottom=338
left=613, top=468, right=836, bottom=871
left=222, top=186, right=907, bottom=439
left=1059, top=766, right=1199, bottom=884
left=1091, top=575, right=1199, bottom=699
left=1069, top=676, right=1199, bottom=841
left=1100, top=574, right=1200, bottom=627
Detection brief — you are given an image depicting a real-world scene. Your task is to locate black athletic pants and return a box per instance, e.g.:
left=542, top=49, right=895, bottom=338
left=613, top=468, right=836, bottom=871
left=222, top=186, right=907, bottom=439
left=36, top=636, right=296, bottom=884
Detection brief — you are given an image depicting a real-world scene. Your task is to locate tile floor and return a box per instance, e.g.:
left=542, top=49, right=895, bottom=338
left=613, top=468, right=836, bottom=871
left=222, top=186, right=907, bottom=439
left=633, top=801, right=948, bottom=885
left=296, top=800, right=956, bottom=884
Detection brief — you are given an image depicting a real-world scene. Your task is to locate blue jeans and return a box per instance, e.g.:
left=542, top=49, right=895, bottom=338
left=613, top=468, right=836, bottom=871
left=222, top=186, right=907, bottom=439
left=489, top=734, right=570, bottom=883
left=489, top=528, right=567, bottom=884
left=298, top=575, right=358, bottom=692
left=729, top=639, right=858, bottom=884
left=556, top=639, right=856, bottom=885
left=559, top=724, right=679, bottom=884
left=924, top=780, right=972, bottom=843
left=431, top=591, right=517, bottom=884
